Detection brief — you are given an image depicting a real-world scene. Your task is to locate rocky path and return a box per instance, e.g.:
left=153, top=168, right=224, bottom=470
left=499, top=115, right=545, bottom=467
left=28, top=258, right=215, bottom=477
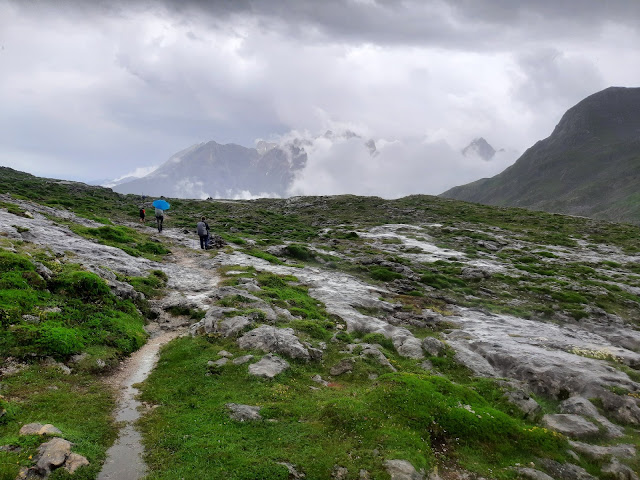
left=1, top=201, right=639, bottom=478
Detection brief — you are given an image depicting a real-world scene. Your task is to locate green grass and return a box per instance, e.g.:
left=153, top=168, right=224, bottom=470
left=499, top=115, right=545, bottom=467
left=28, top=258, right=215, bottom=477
left=137, top=337, right=567, bottom=480
left=69, top=225, right=171, bottom=261
left=0, top=366, right=117, bottom=480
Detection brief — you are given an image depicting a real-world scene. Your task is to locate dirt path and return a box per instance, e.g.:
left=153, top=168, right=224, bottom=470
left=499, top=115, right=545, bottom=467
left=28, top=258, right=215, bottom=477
left=98, top=244, right=220, bottom=480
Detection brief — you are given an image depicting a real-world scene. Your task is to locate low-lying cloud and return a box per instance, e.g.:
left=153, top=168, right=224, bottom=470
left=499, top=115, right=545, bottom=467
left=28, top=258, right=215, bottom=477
left=282, top=131, right=517, bottom=198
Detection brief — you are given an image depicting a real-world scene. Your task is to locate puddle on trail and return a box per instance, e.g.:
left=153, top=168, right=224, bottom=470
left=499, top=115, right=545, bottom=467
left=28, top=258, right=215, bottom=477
left=98, top=330, right=180, bottom=480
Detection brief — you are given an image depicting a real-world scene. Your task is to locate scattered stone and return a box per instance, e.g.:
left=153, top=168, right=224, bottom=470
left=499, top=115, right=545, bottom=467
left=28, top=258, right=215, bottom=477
left=515, top=467, right=555, bottom=480
left=208, top=358, right=229, bottom=367
left=421, top=337, right=446, bottom=357
left=248, top=354, right=290, bottom=379
left=359, top=469, right=371, bottom=480
left=217, top=316, right=252, bottom=338
left=312, top=375, right=329, bottom=387
left=218, top=350, right=233, bottom=358
left=330, top=358, right=355, bottom=376
left=560, top=396, right=624, bottom=437
left=232, top=355, right=254, bottom=365
left=0, top=445, right=21, bottom=453
left=64, top=452, right=90, bottom=474
left=360, top=346, right=397, bottom=371
left=537, top=458, right=597, bottom=480
left=568, top=440, right=636, bottom=461
left=35, top=437, right=72, bottom=474
left=226, top=403, right=262, bottom=422
left=460, top=267, right=491, bottom=280
left=394, top=336, right=424, bottom=359
left=541, top=414, right=600, bottom=438
left=383, top=459, right=424, bottom=480
left=600, top=393, right=640, bottom=426
left=95, top=359, right=106, bottom=369
left=238, top=326, right=310, bottom=360
left=601, top=458, right=639, bottom=480
left=332, top=465, right=348, bottom=479
left=419, top=360, right=433, bottom=371
left=504, top=389, right=541, bottom=421
left=22, top=314, right=40, bottom=324
left=19, top=423, right=62, bottom=436
left=277, top=462, right=306, bottom=479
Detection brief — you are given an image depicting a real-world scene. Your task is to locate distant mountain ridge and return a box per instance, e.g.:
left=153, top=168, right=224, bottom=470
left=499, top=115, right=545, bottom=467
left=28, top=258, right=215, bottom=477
left=113, top=141, right=307, bottom=199
left=441, top=87, right=640, bottom=224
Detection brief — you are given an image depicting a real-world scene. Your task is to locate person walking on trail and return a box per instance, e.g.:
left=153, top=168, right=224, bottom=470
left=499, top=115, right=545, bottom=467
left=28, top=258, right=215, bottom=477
left=139, top=208, right=145, bottom=223
left=155, top=207, right=165, bottom=233
left=196, top=216, right=210, bottom=249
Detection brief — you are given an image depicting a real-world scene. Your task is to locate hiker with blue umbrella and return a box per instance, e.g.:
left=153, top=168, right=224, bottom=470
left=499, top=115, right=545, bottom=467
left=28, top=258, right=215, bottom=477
left=152, top=199, right=170, bottom=233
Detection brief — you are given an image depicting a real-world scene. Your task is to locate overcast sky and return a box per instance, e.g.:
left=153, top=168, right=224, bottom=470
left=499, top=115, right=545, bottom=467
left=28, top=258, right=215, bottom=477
left=1, top=0, right=639, bottom=197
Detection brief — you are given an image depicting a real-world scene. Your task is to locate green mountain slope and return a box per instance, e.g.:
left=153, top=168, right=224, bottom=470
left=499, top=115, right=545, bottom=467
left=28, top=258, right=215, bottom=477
left=441, top=86, right=640, bottom=224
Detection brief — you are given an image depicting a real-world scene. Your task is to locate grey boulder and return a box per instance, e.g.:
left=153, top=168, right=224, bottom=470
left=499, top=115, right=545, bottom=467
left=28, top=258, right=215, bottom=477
left=541, top=414, right=600, bottom=438
left=238, top=326, right=310, bottom=360
left=226, top=403, right=262, bottom=422
left=248, top=354, right=290, bottom=379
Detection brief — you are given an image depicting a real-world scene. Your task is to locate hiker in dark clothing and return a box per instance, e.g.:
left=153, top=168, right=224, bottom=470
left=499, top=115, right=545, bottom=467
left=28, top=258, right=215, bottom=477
left=196, top=216, right=210, bottom=249
left=139, top=208, right=145, bottom=223
left=155, top=207, right=164, bottom=232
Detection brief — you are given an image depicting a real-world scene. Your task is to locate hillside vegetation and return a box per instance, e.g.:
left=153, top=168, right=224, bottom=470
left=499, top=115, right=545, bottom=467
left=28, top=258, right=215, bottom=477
left=0, top=167, right=639, bottom=479
left=442, top=87, right=640, bottom=225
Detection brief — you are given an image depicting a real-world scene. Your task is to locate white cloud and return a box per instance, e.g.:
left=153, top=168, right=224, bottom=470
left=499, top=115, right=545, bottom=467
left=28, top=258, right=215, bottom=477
left=286, top=129, right=517, bottom=198
left=1, top=0, right=639, bottom=195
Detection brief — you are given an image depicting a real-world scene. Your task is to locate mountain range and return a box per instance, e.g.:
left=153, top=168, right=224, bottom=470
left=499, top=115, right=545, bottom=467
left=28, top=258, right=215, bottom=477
left=112, top=141, right=308, bottom=199
left=442, top=87, right=640, bottom=224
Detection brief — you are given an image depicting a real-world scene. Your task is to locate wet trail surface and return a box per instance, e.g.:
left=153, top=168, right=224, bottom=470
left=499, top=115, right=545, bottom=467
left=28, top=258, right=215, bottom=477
left=98, top=330, right=181, bottom=480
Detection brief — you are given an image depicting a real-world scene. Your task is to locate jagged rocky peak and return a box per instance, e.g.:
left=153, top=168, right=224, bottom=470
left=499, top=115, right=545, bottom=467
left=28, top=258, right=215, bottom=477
left=256, top=140, right=277, bottom=155
left=462, top=137, right=496, bottom=161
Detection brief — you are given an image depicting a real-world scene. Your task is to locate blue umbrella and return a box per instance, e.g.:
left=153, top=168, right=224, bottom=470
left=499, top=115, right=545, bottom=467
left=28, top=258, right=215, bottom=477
left=152, top=199, right=170, bottom=210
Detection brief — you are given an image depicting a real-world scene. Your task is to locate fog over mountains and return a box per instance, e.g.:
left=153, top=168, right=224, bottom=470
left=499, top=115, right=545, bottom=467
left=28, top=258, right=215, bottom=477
left=110, top=130, right=517, bottom=200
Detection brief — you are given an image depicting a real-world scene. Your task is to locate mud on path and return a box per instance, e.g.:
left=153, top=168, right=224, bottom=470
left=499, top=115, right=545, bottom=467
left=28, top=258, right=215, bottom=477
left=98, top=244, right=221, bottom=480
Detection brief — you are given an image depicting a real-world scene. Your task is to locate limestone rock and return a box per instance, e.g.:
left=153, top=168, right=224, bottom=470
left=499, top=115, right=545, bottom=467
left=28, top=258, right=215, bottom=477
left=226, top=403, right=262, bottom=422
left=64, top=452, right=90, bottom=473
left=568, top=440, right=635, bottom=460
left=248, top=354, right=289, bottom=379
left=504, top=389, right=541, bottom=421
left=238, top=326, right=310, bottom=360
left=312, top=375, right=329, bottom=387
left=538, top=458, right=597, bottom=480
left=208, top=358, right=228, bottom=367
left=332, top=466, right=348, bottom=479
left=19, top=423, right=62, bottom=436
left=600, top=393, right=640, bottom=426
left=541, top=414, right=600, bottom=438
left=394, top=336, right=424, bottom=359
left=421, top=337, right=446, bottom=357
left=277, top=462, right=306, bottom=479
left=601, top=458, right=639, bottom=480
left=515, top=467, right=555, bottom=480
left=34, top=263, right=52, bottom=281
left=217, top=316, right=252, bottom=337
left=449, top=342, right=497, bottom=377
left=35, top=437, right=71, bottom=474
left=383, top=459, right=424, bottom=480
left=232, top=355, right=254, bottom=365
left=330, top=358, right=355, bottom=376
left=560, top=396, right=624, bottom=438
left=218, top=350, right=233, bottom=358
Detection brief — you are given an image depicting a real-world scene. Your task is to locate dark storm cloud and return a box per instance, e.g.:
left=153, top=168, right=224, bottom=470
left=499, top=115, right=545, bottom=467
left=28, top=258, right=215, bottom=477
left=103, top=0, right=640, bottom=49
left=13, top=0, right=640, bottom=49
